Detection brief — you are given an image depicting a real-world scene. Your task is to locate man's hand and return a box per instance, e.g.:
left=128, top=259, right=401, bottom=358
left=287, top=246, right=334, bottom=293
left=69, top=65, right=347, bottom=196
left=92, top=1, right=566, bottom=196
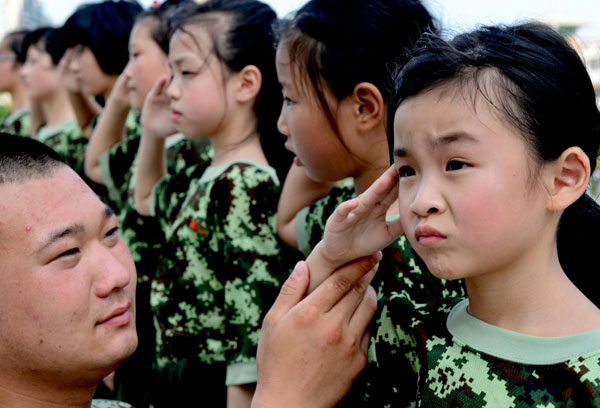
left=252, top=255, right=380, bottom=408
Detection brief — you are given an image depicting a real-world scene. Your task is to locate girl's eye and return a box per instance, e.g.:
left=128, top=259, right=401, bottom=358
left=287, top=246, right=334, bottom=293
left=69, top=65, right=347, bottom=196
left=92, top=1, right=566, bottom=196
left=446, top=160, right=469, bottom=171
left=106, top=227, right=118, bottom=237
left=397, top=166, right=415, bottom=178
left=283, top=96, right=295, bottom=106
left=181, top=70, right=195, bottom=77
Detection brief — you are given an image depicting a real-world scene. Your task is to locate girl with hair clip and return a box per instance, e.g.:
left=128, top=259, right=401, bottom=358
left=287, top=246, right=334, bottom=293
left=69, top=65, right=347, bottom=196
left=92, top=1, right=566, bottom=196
left=275, top=0, right=464, bottom=304
left=134, top=0, right=296, bottom=406
left=61, top=0, right=142, bottom=135
left=255, top=22, right=600, bottom=408
left=0, top=30, right=31, bottom=137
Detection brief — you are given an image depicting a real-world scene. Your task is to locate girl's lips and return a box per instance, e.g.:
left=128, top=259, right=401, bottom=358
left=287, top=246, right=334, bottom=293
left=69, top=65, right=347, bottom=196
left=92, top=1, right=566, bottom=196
left=171, top=110, right=182, bottom=121
left=414, top=225, right=446, bottom=245
left=293, top=156, right=303, bottom=166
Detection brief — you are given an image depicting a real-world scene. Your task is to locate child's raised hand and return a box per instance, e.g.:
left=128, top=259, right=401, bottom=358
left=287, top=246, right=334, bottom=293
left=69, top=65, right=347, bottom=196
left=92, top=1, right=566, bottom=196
left=60, top=48, right=81, bottom=92
left=319, top=166, right=402, bottom=267
left=140, top=75, right=177, bottom=139
left=107, top=72, right=131, bottom=109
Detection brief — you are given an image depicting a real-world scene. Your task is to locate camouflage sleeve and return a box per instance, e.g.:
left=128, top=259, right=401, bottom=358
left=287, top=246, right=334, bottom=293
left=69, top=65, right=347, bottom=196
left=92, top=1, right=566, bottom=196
left=355, top=295, right=424, bottom=408
left=208, top=164, right=287, bottom=386
left=98, top=132, right=141, bottom=211
left=1, top=110, right=31, bottom=138
left=51, top=122, right=89, bottom=179
left=165, top=135, right=213, bottom=177
left=295, top=186, right=356, bottom=257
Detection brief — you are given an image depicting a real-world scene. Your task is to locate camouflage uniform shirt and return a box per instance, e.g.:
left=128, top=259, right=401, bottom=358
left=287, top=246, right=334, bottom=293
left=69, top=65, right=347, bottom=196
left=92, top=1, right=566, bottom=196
left=36, top=121, right=88, bottom=176
left=150, top=159, right=289, bottom=386
left=91, top=400, right=133, bottom=408
left=100, top=130, right=213, bottom=281
left=362, top=296, right=600, bottom=407
left=1, top=109, right=31, bottom=137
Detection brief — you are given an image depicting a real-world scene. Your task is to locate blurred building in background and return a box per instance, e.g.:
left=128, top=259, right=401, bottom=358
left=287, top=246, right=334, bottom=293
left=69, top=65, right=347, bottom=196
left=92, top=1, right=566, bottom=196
left=0, top=0, right=49, bottom=38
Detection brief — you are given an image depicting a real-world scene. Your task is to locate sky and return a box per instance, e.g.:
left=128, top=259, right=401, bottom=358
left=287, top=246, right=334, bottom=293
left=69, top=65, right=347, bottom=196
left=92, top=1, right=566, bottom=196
left=29, top=0, right=600, bottom=41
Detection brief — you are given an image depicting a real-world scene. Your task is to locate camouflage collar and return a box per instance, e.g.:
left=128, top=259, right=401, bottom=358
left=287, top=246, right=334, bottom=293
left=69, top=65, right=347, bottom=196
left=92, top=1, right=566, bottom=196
left=447, top=298, right=600, bottom=365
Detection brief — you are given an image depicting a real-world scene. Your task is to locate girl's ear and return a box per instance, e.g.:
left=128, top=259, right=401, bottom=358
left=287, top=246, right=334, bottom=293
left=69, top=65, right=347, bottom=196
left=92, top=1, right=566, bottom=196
left=235, top=65, right=262, bottom=103
left=351, top=82, right=385, bottom=131
left=545, top=146, right=591, bottom=211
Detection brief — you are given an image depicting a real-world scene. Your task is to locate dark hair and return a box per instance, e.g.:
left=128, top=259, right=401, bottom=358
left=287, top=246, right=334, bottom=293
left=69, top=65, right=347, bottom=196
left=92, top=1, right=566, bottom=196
left=275, top=0, right=436, bottom=134
left=389, top=22, right=600, bottom=304
left=62, top=0, right=143, bottom=75
left=22, top=27, right=67, bottom=66
left=2, top=30, right=29, bottom=64
left=168, top=0, right=293, bottom=182
left=135, top=0, right=191, bottom=54
left=0, top=133, right=66, bottom=184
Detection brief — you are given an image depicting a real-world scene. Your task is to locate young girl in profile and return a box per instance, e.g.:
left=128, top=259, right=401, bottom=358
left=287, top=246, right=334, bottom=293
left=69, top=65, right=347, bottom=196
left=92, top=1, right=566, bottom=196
left=134, top=0, right=294, bottom=406
left=82, top=2, right=210, bottom=406
left=61, top=0, right=142, bottom=134
left=275, top=0, right=464, bottom=303
left=289, top=22, right=600, bottom=407
left=0, top=30, right=30, bottom=137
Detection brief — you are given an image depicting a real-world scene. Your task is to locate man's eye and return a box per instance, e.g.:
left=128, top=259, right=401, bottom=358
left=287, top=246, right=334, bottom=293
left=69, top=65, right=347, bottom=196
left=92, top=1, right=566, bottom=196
left=57, top=248, right=80, bottom=259
left=106, top=227, right=119, bottom=238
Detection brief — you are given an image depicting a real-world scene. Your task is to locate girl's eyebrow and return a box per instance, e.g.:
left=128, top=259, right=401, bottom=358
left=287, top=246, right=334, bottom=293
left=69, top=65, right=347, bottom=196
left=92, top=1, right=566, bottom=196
left=429, top=132, right=478, bottom=150
left=394, top=132, right=478, bottom=159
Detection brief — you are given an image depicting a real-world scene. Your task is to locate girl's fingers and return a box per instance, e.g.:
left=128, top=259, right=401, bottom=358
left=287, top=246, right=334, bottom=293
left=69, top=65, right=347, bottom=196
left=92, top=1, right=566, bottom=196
left=355, top=166, right=399, bottom=216
left=328, top=197, right=359, bottom=224
left=151, top=75, right=170, bottom=97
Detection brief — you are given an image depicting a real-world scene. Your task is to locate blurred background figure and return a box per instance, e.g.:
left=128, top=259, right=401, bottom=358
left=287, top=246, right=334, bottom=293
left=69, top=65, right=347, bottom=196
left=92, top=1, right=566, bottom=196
left=0, top=30, right=31, bottom=136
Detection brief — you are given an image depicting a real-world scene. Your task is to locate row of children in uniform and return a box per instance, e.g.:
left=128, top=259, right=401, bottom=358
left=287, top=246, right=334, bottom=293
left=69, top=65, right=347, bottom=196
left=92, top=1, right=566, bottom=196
left=1, top=0, right=600, bottom=406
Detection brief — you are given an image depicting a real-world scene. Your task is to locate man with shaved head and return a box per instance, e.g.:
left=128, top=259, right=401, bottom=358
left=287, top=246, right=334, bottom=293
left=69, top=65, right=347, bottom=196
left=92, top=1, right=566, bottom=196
left=0, top=133, right=137, bottom=408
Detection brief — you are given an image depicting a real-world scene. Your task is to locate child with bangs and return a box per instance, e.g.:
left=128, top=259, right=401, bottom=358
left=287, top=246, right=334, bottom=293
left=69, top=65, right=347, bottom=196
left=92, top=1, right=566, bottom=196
left=254, top=22, right=600, bottom=408
left=134, top=0, right=296, bottom=406
left=0, top=30, right=31, bottom=137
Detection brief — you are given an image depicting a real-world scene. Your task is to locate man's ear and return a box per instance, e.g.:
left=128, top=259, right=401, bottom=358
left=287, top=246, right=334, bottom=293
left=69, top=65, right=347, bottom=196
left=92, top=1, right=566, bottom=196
left=235, top=65, right=262, bottom=103
left=545, top=146, right=591, bottom=211
left=351, top=82, right=385, bottom=131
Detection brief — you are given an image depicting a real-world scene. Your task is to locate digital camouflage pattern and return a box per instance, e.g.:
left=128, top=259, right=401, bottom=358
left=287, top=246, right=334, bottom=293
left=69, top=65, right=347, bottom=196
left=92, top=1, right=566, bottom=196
left=36, top=121, right=88, bottom=176
left=151, top=160, right=292, bottom=385
left=100, top=129, right=213, bottom=281
left=0, top=109, right=31, bottom=137
left=358, top=296, right=600, bottom=407
left=91, top=400, right=133, bottom=408
left=98, top=115, right=213, bottom=407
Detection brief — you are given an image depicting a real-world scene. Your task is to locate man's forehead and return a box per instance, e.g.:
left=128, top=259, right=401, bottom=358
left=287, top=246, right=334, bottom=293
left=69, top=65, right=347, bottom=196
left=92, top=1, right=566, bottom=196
left=0, top=169, right=100, bottom=238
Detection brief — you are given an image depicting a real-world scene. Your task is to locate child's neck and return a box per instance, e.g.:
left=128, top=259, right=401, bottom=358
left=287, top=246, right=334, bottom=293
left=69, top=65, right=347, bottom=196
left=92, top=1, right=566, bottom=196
left=42, top=89, right=76, bottom=129
left=465, top=247, right=600, bottom=337
left=208, top=108, right=268, bottom=167
left=9, top=83, right=29, bottom=113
